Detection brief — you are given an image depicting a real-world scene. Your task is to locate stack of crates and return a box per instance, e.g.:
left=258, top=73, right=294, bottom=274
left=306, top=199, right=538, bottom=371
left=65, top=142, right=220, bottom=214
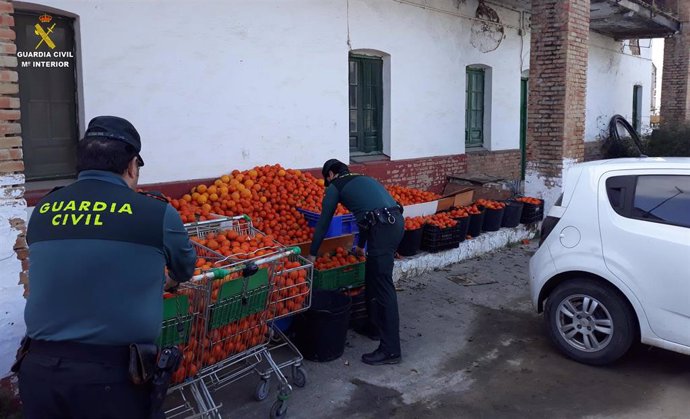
left=421, top=224, right=463, bottom=253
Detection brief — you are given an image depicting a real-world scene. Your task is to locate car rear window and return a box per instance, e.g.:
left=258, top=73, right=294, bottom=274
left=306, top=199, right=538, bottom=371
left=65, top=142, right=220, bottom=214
left=633, top=175, right=690, bottom=228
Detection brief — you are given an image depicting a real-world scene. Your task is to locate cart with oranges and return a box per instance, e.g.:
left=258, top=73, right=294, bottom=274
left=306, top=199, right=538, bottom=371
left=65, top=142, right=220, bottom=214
left=162, top=272, right=219, bottom=419
left=167, top=215, right=312, bottom=418
left=254, top=253, right=314, bottom=402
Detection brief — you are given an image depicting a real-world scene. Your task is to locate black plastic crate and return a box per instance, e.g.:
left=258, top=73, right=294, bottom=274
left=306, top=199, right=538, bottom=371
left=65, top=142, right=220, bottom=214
left=451, top=216, right=470, bottom=242
left=421, top=224, right=462, bottom=253
left=520, top=201, right=544, bottom=224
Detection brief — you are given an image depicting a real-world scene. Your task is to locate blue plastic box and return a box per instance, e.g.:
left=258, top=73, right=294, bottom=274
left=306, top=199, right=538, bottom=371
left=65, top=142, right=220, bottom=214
left=297, top=208, right=359, bottom=238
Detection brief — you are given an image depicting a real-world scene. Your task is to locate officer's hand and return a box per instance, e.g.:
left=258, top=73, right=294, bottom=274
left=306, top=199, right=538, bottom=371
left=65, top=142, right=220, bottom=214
left=164, top=276, right=179, bottom=292
left=354, top=246, right=366, bottom=257
left=307, top=255, right=316, bottom=263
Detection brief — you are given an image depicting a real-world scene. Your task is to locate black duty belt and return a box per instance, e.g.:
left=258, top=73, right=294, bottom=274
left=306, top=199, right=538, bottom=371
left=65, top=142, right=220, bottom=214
left=361, top=205, right=403, bottom=229
left=383, top=205, right=402, bottom=214
left=29, top=339, right=131, bottom=366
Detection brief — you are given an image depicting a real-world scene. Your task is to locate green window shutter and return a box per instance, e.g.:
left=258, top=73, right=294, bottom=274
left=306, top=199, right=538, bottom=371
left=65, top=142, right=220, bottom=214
left=633, top=85, right=642, bottom=133
left=349, top=55, right=383, bottom=154
left=465, top=68, right=485, bottom=148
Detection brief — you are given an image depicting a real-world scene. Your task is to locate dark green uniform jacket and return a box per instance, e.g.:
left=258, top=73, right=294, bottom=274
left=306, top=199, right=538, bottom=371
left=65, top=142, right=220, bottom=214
left=24, top=170, right=197, bottom=345
left=310, top=174, right=396, bottom=256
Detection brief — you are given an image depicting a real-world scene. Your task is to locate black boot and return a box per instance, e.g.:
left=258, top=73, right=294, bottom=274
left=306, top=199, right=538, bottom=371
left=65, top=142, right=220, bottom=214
left=361, top=348, right=401, bottom=365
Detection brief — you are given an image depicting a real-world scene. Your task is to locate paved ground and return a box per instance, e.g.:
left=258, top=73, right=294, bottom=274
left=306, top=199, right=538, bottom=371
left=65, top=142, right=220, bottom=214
left=200, top=241, right=690, bottom=419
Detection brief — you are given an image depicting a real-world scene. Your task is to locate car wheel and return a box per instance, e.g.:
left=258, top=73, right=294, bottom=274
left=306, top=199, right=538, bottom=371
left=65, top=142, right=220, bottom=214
left=544, top=278, right=636, bottom=365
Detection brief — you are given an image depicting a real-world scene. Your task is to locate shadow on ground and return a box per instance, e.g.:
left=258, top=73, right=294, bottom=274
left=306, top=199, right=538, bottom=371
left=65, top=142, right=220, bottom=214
left=204, top=243, right=690, bottom=419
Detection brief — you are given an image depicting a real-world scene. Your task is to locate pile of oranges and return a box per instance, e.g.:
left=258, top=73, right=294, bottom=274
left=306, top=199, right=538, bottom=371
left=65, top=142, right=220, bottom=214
left=516, top=196, right=542, bottom=206
left=190, top=228, right=281, bottom=269
left=170, top=312, right=271, bottom=384
left=299, top=201, right=349, bottom=216
left=447, top=207, right=470, bottom=218
left=314, top=247, right=366, bottom=271
left=475, top=199, right=507, bottom=211
left=386, top=185, right=440, bottom=205
left=424, top=212, right=458, bottom=229
left=169, top=164, right=444, bottom=245
left=171, top=165, right=320, bottom=245
left=268, top=259, right=310, bottom=319
left=404, top=216, right=426, bottom=231
left=463, top=204, right=484, bottom=215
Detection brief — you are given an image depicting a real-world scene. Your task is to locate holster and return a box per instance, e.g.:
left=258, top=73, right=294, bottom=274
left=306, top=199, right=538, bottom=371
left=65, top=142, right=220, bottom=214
left=10, top=336, right=31, bottom=373
left=128, top=343, right=159, bottom=385
left=150, top=346, right=183, bottom=419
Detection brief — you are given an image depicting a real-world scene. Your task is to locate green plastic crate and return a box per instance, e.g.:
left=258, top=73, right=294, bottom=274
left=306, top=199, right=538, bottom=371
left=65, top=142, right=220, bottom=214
left=313, top=262, right=365, bottom=290
left=158, top=294, right=193, bottom=347
left=208, top=268, right=270, bottom=330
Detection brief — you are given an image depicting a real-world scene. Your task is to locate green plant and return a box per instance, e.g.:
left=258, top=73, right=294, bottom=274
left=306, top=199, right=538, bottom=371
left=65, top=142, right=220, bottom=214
left=602, top=135, right=642, bottom=158
left=646, top=125, right=690, bottom=157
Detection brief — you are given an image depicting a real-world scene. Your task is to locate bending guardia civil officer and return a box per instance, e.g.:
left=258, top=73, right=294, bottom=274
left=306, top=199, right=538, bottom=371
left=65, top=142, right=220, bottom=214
left=14, top=116, right=197, bottom=419
left=308, top=159, right=404, bottom=365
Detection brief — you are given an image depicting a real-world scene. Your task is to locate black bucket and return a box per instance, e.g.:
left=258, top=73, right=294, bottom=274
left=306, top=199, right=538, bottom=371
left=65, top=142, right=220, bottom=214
left=397, top=228, right=423, bottom=256
left=454, top=216, right=470, bottom=242
left=292, top=289, right=352, bottom=362
left=482, top=207, right=505, bottom=232
left=501, top=201, right=524, bottom=228
left=468, top=209, right=485, bottom=238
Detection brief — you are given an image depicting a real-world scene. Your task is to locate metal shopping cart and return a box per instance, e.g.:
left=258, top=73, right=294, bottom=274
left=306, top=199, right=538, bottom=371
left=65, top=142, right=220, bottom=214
left=255, top=254, right=313, bottom=401
left=171, top=215, right=312, bottom=418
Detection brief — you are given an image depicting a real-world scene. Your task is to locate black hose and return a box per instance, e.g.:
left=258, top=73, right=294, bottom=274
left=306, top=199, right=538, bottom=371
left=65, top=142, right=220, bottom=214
left=608, top=114, right=646, bottom=157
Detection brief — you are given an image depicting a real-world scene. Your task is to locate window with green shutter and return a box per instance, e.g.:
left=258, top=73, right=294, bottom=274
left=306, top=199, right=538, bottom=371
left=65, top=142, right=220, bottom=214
left=633, top=85, right=642, bottom=133
left=465, top=68, right=485, bottom=148
left=349, top=55, right=383, bottom=154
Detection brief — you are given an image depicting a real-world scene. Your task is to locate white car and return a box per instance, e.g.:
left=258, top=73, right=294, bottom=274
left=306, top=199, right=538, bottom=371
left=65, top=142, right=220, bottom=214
left=529, top=157, right=690, bottom=365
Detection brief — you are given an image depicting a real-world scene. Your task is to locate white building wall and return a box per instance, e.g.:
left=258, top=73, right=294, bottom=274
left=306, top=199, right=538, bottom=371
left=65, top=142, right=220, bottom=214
left=15, top=1, right=653, bottom=187
left=519, top=31, right=653, bottom=144
left=585, top=33, right=654, bottom=141
left=0, top=174, right=26, bottom=377
left=24, top=0, right=349, bottom=184
left=348, top=0, right=527, bottom=158
left=24, top=0, right=528, bottom=185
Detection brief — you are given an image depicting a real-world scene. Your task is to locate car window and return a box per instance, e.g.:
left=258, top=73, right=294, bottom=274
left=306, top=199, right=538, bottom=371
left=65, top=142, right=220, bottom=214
left=605, top=175, right=636, bottom=215
left=633, top=175, right=690, bottom=228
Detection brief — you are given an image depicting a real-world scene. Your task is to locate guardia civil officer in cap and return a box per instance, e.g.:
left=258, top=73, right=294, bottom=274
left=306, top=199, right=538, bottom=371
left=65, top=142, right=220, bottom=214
left=308, top=159, right=404, bottom=365
left=15, top=116, right=197, bottom=419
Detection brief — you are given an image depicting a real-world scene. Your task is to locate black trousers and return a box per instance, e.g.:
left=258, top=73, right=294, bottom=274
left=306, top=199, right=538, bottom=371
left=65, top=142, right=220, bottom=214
left=17, top=343, right=154, bottom=419
left=364, top=216, right=404, bottom=355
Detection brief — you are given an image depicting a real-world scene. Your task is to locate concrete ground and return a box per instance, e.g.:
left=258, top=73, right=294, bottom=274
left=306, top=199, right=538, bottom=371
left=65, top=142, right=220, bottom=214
left=205, top=241, right=690, bottom=419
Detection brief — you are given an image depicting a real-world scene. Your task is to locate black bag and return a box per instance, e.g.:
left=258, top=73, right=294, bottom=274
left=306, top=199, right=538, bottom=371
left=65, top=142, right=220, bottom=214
left=128, top=343, right=159, bottom=385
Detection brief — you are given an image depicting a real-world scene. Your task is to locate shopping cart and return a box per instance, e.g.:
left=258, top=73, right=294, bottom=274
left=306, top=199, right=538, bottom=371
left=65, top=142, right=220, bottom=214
left=255, top=254, right=314, bottom=400
left=162, top=275, right=217, bottom=419
left=176, top=215, right=310, bottom=418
